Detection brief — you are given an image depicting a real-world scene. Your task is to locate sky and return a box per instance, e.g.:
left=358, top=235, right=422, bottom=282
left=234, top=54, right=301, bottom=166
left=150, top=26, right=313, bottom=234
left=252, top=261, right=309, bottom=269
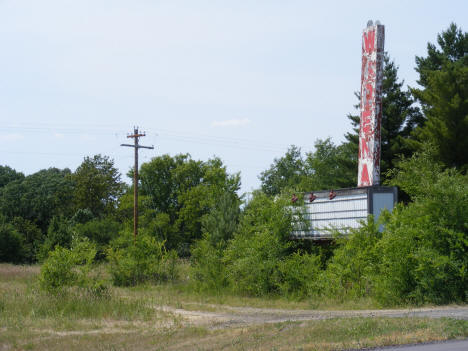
left=0, top=0, right=467, bottom=194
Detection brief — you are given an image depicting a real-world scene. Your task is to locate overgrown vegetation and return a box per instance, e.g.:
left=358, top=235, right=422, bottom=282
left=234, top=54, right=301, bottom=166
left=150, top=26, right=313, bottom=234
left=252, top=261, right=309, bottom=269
left=0, top=24, right=466, bottom=308
left=39, top=237, right=108, bottom=296
left=1, top=264, right=467, bottom=351
left=107, top=232, right=179, bottom=286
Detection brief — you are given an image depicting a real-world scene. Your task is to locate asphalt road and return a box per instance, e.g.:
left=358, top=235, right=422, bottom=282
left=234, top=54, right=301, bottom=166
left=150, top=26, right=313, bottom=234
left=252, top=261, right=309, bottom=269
left=363, top=339, right=468, bottom=351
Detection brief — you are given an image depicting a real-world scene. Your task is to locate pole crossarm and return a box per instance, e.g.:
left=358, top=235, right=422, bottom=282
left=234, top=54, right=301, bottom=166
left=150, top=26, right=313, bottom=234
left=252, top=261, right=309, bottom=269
left=121, top=144, right=154, bottom=149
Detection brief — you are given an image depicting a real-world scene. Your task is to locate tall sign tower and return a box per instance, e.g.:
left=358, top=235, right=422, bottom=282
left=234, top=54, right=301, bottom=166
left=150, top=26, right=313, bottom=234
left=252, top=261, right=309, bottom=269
left=358, top=21, right=385, bottom=187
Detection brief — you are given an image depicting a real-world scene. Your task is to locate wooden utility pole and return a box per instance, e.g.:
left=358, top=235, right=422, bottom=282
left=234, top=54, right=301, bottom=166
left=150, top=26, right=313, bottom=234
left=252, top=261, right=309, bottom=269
left=121, top=127, right=154, bottom=241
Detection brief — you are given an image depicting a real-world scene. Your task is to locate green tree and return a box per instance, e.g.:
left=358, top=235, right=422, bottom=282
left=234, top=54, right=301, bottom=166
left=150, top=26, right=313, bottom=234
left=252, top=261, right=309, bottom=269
left=0, top=165, right=24, bottom=188
left=138, top=154, right=193, bottom=221
left=190, top=191, right=241, bottom=292
left=139, top=154, right=241, bottom=255
left=0, top=168, right=74, bottom=231
left=0, top=215, right=25, bottom=263
left=73, top=218, right=120, bottom=259
left=11, top=217, right=43, bottom=263
left=259, top=145, right=305, bottom=196
left=301, top=138, right=356, bottom=190
left=39, top=216, right=74, bottom=261
left=72, top=155, right=124, bottom=217
left=345, top=54, right=423, bottom=178
left=415, top=23, right=467, bottom=89
left=201, top=192, right=240, bottom=247
left=259, top=140, right=356, bottom=196
left=411, top=24, right=468, bottom=170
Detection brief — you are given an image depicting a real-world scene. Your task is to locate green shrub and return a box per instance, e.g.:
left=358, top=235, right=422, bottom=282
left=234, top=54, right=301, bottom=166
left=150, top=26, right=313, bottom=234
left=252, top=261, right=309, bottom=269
left=371, top=148, right=468, bottom=305
left=107, top=232, right=178, bottom=286
left=191, top=236, right=228, bottom=293
left=276, top=252, right=321, bottom=299
left=39, top=237, right=107, bottom=296
left=223, top=192, right=295, bottom=296
left=39, top=246, right=79, bottom=293
left=312, top=149, right=467, bottom=306
left=375, top=198, right=467, bottom=305
left=191, top=191, right=322, bottom=298
left=161, top=248, right=179, bottom=282
left=73, top=217, right=120, bottom=259
left=225, top=228, right=286, bottom=296
left=191, top=192, right=240, bottom=293
left=38, top=216, right=73, bottom=261
left=319, top=218, right=382, bottom=300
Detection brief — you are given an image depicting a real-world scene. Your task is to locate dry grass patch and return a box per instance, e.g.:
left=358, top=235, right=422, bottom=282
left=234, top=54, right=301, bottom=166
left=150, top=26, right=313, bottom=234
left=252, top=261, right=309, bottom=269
left=159, top=317, right=467, bottom=351
left=1, top=264, right=467, bottom=351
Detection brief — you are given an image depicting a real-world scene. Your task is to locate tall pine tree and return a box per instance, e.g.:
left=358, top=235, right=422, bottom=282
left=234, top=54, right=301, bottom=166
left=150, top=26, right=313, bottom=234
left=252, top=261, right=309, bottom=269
left=412, top=23, right=468, bottom=171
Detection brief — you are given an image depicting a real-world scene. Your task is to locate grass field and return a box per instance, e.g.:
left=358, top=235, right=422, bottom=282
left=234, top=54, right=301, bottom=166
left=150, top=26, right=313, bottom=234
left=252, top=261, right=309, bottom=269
left=0, top=264, right=467, bottom=351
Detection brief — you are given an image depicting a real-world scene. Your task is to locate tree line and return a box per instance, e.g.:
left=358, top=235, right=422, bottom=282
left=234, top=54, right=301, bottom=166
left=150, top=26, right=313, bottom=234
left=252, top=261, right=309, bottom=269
left=0, top=153, right=240, bottom=262
left=1, top=24, right=467, bottom=305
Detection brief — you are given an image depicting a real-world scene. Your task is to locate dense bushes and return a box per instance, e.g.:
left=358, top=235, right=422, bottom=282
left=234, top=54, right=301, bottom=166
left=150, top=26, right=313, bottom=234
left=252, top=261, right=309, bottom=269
left=107, top=232, right=178, bottom=286
left=373, top=154, right=467, bottom=305
left=73, top=217, right=120, bottom=259
left=3, top=145, right=467, bottom=307
left=318, top=219, right=382, bottom=301
left=189, top=150, right=467, bottom=305
left=312, top=150, right=467, bottom=306
left=191, top=237, right=228, bottom=293
left=0, top=156, right=123, bottom=263
left=40, top=232, right=179, bottom=293
left=192, top=191, right=322, bottom=298
left=39, top=237, right=108, bottom=296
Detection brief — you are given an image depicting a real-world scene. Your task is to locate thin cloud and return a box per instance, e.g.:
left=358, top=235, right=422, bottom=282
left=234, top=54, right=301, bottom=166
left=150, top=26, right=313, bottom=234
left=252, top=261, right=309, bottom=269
left=0, top=133, right=24, bottom=142
left=211, top=118, right=251, bottom=128
left=80, top=134, right=97, bottom=141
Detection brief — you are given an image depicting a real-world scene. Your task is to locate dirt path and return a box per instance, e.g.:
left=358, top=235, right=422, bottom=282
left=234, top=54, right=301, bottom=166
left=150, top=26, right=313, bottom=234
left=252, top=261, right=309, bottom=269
left=158, top=305, right=468, bottom=329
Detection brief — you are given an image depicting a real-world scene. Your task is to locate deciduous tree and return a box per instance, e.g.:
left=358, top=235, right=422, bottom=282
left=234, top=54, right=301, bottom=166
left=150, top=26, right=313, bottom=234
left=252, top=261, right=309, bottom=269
left=72, top=155, right=124, bottom=217
left=259, top=146, right=305, bottom=196
left=0, top=168, right=74, bottom=231
left=138, top=154, right=241, bottom=255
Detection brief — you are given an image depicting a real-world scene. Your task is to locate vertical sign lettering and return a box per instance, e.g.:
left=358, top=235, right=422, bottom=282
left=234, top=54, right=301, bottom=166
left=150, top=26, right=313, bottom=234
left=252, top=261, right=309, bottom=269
left=358, top=22, right=385, bottom=187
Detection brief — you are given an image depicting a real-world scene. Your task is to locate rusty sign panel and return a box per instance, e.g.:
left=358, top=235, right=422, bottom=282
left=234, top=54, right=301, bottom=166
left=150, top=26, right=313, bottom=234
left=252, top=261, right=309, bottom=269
left=358, top=21, right=385, bottom=187
left=291, top=186, right=397, bottom=239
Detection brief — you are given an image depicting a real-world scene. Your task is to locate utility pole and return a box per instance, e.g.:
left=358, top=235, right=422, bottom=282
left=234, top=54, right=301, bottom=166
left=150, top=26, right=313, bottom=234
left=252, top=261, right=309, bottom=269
left=121, top=127, right=154, bottom=241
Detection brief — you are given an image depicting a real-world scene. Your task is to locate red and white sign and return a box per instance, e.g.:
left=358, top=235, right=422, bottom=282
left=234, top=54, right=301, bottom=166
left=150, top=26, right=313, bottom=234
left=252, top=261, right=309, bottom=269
left=358, top=22, right=385, bottom=187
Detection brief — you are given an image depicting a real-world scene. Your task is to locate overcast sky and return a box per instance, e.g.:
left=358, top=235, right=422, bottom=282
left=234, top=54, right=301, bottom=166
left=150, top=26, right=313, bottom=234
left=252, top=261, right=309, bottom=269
left=1, top=0, right=466, bottom=194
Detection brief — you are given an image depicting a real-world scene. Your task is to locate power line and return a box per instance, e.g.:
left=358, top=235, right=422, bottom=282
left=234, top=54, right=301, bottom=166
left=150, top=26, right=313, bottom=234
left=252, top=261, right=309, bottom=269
left=0, top=123, right=305, bottom=152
